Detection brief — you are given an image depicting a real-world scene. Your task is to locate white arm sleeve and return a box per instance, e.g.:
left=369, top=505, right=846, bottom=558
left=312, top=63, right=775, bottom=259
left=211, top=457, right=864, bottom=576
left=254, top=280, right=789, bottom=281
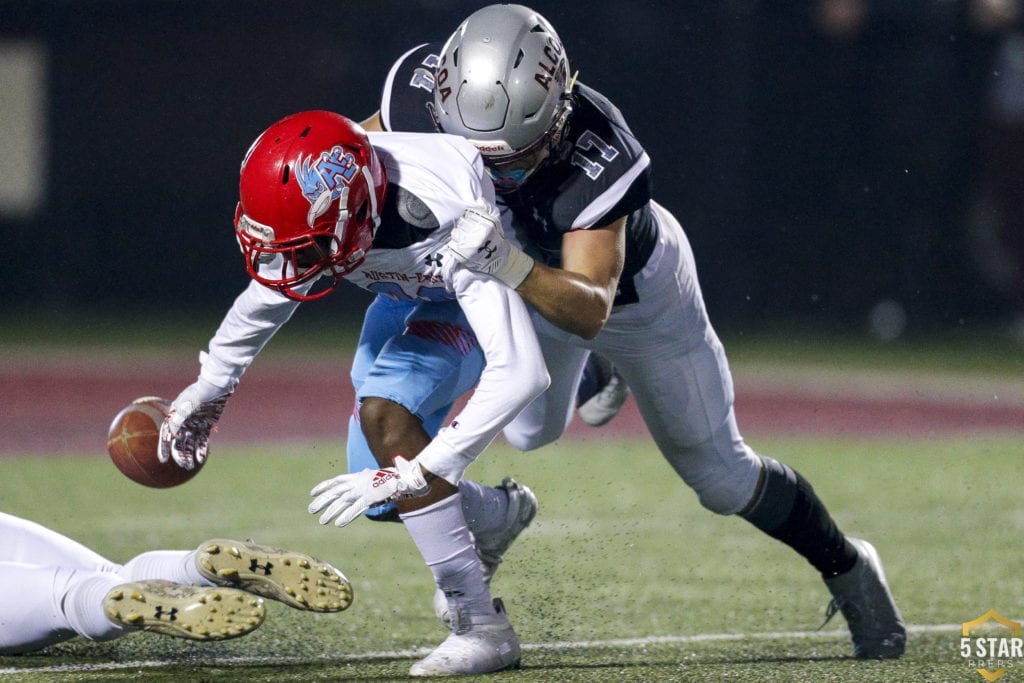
left=415, top=269, right=550, bottom=484
left=197, top=279, right=302, bottom=390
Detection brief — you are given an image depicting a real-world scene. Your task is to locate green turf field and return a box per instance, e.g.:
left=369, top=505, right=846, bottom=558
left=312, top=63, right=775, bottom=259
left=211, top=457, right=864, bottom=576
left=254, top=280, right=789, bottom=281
left=1, top=433, right=1019, bottom=681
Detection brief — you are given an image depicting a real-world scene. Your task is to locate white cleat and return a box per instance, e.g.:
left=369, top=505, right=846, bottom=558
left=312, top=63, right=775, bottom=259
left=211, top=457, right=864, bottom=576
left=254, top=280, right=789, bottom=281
left=476, top=478, right=538, bottom=584
left=577, top=367, right=629, bottom=427
left=103, top=579, right=265, bottom=641
left=411, top=598, right=521, bottom=677
left=196, top=539, right=353, bottom=612
left=823, top=537, right=906, bottom=659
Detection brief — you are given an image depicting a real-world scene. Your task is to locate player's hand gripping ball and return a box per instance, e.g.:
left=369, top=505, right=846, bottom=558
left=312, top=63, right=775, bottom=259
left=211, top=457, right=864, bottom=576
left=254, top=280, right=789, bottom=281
left=107, top=397, right=204, bottom=488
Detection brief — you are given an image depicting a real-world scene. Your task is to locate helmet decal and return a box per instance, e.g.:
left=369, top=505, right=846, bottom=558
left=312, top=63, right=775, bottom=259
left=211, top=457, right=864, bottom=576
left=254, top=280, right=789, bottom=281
left=534, top=36, right=566, bottom=91
left=295, top=146, right=360, bottom=222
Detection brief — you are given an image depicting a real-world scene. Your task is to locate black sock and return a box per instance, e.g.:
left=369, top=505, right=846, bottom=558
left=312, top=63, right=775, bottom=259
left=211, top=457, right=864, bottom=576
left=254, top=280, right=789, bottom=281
left=743, top=457, right=858, bottom=578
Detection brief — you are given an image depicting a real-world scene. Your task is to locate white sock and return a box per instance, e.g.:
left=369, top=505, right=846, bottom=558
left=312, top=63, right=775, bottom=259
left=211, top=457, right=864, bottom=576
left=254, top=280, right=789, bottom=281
left=62, top=571, right=128, bottom=643
left=400, top=493, right=492, bottom=616
left=458, top=480, right=509, bottom=535
left=118, top=550, right=209, bottom=585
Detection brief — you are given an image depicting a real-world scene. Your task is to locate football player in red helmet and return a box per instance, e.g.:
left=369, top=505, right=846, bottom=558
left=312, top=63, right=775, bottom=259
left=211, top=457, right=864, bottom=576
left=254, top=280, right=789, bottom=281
left=161, top=110, right=547, bottom=676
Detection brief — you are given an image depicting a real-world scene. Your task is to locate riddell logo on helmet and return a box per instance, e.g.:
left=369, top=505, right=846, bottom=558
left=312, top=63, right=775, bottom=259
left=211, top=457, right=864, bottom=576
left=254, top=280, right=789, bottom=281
left=475, top=142, right=513, bottom=154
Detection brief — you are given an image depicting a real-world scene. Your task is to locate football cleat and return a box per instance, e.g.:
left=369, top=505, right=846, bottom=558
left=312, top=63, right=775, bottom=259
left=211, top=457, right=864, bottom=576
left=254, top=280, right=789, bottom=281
left=475, top=478, right=538, bottom=584
left=823, top=537, right=906, bottom=659
left=103, top=579, right=265, bottom=641
left=411, top=598, right=521, bottom=676
left=196, top=539, right=353, bottom=612
left=577, top=359, right=629, bottom=427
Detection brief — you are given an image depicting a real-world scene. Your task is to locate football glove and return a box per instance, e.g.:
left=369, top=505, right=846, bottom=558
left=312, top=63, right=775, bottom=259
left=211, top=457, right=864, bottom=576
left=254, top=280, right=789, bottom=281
left=447, top=200, right=534, bottom=289
left=308, top=456, right=430, bottom=528
left=159, top=379, right=232, bottom=470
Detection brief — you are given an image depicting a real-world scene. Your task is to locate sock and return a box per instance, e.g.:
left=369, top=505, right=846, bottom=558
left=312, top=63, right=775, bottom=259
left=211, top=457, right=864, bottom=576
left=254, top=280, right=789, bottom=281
left=458, top=480, right=510, bottom=535
left=62, top=571, right=128, bottom=642
left=743, top=457, right=858, bottom=578
left=117, top=550, right=208, bottom=585
left=400, top=493, right=492, bottom=617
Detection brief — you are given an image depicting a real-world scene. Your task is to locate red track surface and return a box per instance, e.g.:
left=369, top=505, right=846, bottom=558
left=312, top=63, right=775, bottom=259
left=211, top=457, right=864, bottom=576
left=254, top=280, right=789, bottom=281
left=2, top=354, right=1022, bottom=456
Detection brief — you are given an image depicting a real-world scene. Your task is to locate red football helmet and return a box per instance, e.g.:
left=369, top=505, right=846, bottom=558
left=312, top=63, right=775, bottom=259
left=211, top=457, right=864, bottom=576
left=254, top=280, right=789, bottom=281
left=235, top=110, right=387, bottom=301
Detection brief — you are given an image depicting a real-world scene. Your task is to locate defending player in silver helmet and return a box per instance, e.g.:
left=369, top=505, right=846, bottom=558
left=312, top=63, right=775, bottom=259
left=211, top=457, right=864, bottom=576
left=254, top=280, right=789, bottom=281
left=365, top=2, right=907, bottom=662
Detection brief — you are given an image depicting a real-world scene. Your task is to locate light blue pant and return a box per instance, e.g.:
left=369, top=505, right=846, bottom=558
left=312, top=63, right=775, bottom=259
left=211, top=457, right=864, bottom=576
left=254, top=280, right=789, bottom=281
left=347, top=295, right=486, bottom=519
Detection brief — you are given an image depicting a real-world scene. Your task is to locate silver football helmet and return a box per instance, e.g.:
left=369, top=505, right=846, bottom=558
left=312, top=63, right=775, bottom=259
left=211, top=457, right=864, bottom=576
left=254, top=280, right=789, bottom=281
left=429, top=4, right=573, bottom=192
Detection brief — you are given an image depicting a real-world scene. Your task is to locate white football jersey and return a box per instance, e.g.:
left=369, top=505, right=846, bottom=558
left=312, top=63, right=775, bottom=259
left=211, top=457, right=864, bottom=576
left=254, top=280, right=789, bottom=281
left=195, top=130, right=547, bottom=484
left=344, top=132, right=495, bottom=301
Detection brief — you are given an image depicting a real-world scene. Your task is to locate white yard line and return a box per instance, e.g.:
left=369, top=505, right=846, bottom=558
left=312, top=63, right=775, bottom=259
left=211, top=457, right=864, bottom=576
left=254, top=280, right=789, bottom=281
left=0, top=623, right=967, bottom=675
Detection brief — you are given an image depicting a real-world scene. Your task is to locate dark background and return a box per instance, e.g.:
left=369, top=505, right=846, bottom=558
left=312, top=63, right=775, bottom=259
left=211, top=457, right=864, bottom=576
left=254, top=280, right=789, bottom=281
left=3, top=0, right=1022, bottom=338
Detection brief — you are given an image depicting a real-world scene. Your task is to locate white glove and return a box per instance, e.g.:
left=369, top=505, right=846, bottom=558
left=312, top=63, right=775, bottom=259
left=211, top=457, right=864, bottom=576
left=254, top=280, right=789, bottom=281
left=308, top=456, right=430, bottom=527
left=447, top=201, right=534, bottom=289
left=158, top=378, right=232, bottom=470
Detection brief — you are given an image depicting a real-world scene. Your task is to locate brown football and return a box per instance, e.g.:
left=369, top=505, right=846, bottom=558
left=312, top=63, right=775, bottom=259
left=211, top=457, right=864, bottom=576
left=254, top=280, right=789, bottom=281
left=107, top=396, right=202, bottom=488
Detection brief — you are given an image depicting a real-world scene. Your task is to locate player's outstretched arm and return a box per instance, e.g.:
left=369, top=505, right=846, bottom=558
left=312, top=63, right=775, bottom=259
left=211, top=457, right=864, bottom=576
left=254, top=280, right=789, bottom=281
left=161, top=279, right=301, bottom=470
left=448, top=200, right=626, bottom=340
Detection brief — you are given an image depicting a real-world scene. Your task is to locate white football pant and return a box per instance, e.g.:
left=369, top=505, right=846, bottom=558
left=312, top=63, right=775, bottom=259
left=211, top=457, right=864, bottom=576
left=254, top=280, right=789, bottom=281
left=504, top=201, right=763, bottom=515
left=0, top=512, right=206, bottom=654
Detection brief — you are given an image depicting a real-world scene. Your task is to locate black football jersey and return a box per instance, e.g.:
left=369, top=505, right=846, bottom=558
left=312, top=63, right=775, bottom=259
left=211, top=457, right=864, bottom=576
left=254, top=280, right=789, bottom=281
left=379, top=43, right=658, bottom=305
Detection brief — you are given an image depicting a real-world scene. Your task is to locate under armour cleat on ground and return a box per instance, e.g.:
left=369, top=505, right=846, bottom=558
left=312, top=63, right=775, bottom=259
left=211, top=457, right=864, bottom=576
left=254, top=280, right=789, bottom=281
left=577, top=364, right=629, bottom=427
left=103, top=579, right=265, bottom=641
left=475, top=478, right=538, bottom=584
left=196, top=539, right=353, bottom=612
left=823, top=537, right=906, bottom=659
left=411, top=598, right=521, bottom=676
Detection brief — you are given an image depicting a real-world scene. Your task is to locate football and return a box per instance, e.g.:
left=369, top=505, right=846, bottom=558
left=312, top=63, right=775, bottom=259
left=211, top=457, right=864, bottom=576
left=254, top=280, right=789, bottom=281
left=107, top=396, right=202, bottom=488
